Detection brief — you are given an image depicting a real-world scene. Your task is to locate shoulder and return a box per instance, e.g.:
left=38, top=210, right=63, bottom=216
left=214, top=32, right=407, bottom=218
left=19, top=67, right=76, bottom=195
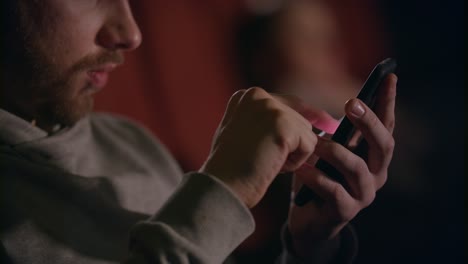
left=89, top=112, right=149, bottom=137
left=88, top=112, right=160, bottom=148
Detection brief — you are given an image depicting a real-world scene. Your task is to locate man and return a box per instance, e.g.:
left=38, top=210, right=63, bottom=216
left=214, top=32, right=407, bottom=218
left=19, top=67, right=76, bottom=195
left=0, top=0, right=397, bottom=263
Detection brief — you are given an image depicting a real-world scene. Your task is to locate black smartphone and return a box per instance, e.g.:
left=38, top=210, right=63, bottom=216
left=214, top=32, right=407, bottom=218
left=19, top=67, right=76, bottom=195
left=294, top=58, right=397, bottom=206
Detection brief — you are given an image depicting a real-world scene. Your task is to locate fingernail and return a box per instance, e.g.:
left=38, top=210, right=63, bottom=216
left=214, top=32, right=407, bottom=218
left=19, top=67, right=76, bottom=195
left=351, top=101, right=365, bottom=117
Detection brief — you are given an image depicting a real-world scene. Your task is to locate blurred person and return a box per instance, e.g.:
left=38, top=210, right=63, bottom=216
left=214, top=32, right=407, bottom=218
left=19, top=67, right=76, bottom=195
left=237, top=0, right=361, bottom=120
left=0, top=0, right=397, bottom=264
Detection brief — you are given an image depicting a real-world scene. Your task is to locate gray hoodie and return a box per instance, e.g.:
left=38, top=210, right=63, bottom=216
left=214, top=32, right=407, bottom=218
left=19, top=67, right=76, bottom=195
left=0, top=109, right=355, bottom=264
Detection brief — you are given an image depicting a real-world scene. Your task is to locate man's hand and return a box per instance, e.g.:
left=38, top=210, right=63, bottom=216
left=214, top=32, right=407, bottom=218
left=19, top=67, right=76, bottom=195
left=200, top=73, right=396, bottom=259
left=288, top=74, right=397, bottom=258
left=200, top=87, right=338, bottom=208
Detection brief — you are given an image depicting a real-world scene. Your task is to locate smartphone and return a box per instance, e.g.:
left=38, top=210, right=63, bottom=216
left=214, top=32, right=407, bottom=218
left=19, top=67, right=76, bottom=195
left=294, top=58, right=397, bottom=206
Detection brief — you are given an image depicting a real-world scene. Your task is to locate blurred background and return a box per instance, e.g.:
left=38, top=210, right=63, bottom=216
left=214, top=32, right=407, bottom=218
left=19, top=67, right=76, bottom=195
left=95, top=0, right=464, bottom=263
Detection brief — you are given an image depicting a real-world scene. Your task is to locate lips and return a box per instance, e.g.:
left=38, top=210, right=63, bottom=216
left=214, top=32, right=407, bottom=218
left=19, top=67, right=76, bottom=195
left=87, top=64, right=117, bottom=90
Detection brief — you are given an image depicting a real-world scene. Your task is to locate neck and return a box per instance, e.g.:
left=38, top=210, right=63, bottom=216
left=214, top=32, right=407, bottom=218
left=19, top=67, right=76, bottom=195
left=1, top=77, right=62, bottom=134
left=0, top=100, right=61, bottom=134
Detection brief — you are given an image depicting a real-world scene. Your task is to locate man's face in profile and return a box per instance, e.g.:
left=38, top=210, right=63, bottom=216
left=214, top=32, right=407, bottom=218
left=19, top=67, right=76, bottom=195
left=4, top=0, right=141, bottom=129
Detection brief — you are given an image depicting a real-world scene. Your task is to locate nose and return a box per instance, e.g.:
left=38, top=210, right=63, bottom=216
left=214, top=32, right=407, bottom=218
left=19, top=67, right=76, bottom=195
left=96, top=1, right=142, bottom=51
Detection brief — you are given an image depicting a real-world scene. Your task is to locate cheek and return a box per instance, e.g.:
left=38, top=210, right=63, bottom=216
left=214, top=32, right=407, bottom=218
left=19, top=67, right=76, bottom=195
left=32, top=5, right=100, bottom=70
left=43, top=30, right=96, bottom=71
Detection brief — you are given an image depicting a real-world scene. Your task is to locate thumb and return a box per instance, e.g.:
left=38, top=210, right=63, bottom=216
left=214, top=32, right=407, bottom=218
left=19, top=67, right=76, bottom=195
left=220, top=89, right=246, bottom=127
left=210, top=89, right=246, bottom=150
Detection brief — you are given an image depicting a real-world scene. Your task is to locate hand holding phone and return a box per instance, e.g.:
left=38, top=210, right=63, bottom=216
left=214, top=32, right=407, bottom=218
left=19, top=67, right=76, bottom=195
left=294, top=58, right=397, bottom=206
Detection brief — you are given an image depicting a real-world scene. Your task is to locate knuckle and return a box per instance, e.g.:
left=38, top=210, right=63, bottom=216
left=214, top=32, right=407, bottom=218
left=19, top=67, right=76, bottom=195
left=251, top=98, right=282, bottom=119
left=309, top=133, right=318, bottom=149
left=387, top=118, right=396, bottom=131
left=282, top=131, right=296, bottom=151
left=263, top=97, right=279, bottom=111
left=376, top=173, right=388, bottom=190
left=361, top=190, right=376, bottom=207
left=386, top=137, right=396, bottom=153
left=351, top=159, right=368, bottom=178
left=245, top=86, right=268, bottom=100
left=273, top=121, right=293, bottom=149
left=255, top=97, right=281, bottom=115
left=330, top=184, right=346, bottom=205
left=378, top=136, right=395, bottom=156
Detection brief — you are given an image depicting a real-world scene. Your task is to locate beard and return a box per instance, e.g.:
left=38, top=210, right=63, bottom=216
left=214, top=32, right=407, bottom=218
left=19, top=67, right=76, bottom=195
left=25, top=50, right=124, bottom=128
left=2, top=1, right=124, bottom=129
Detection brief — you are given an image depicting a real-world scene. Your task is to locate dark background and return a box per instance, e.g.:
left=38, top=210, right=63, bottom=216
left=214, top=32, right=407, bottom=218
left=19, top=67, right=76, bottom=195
left=354, top=1, right=464, bottom=263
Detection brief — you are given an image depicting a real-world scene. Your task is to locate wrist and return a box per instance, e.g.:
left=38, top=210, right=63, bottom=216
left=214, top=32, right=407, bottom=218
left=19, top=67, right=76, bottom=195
left=199, top=162, right=262, bottom=209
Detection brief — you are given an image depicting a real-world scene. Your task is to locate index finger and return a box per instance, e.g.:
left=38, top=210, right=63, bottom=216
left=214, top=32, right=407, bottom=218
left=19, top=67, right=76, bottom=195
left=271, top=93, right=340, bottom=134
left=221, top=89, right=246, bottom=126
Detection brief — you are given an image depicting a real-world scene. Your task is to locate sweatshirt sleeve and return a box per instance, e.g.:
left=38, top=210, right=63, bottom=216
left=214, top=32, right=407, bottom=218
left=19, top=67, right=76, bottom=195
left=124, top=172, right=255, bottom=264
left=276, top=224, right=358, bottom=264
